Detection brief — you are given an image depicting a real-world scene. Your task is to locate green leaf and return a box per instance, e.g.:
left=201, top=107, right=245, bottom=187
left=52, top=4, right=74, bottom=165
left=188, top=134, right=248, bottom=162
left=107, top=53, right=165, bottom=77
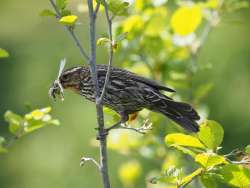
left=4, top=111, right=24, bottom=135
left=24, top=107, right=60, bottom=133
left=165, top=133, right=205, bottom=149
left=56, top=0, right=67, bottom=10
left=180, top=168, right=203, bottom=187
left=105, top=0, right=130, bottom=16
left=97, top=37, right=111, bottom=46
left=59, top=15, right=78, bottom=26
left=61, top=9, right=71, bottom=17
left=219, top=164, right=250, bottom=188
left=198, top=120, right=224, bottom=150
left=40, top=9, right=56, bottom=17
left=104, top=107, right=120, bottom=126
left=245, top=145, right=250, bottom=155
left=0, top=48, right=9, bottom=58
left=195, top=153, right=227, bottom=169
left=0, top=137, right=8, bottom=153
left=170, top=144, right=196, bottom=158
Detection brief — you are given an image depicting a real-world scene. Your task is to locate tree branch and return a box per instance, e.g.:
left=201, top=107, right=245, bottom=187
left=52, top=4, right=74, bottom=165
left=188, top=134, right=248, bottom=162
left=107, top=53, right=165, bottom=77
left=49, top=0, right=89, bottom=62
left=49, top=0, right=111, bottom=187
left=87, top=1, right=111, bottom=188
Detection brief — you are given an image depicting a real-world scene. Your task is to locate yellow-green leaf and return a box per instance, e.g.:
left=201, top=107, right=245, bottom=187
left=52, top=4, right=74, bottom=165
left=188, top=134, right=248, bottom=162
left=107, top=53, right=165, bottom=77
left=40, top=9, right=55, bottom=17
left=201, top=174, right=218, bottom=188
left=56, top=0, right=67, bottom=10
left=204, top=0, right=220, bottom=9
left=245, top=145, right=250, bottom=155
left=118, top=160, right=142, bottom=184
left=170, top=144, right=196, bottom=158
left=4, top=111, right=23, bottom=135
left=165, top=133, right=205, bottom=149
left=171, top=5, right=202, bottom=36
left=97, top=37, right=111, bottom=46
left=0, top=48, right=9, bottom=58
left=105, top=0, right=130, bottom=16
left=59, top=15, right=78, bottom=26
left=195, top=153, right=227, bottom=169
left=122, top=15, right=144, bottom=33
left=220, top=164, right=250, bottom=188
left=198, top=120, right=224, bottom=150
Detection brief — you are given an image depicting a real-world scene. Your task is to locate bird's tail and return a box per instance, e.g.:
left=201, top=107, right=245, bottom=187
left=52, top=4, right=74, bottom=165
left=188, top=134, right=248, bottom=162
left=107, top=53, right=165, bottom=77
left=151, top=96, right=200, bottom=132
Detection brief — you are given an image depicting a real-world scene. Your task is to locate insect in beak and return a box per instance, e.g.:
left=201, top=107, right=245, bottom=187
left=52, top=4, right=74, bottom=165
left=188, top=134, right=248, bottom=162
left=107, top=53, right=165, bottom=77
left=48, top=58, right=66, bottom=101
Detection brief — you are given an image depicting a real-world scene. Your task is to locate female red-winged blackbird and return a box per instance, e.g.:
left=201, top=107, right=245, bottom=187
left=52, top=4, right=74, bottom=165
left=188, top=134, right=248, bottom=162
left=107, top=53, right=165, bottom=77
left=49, top=65, right=200, bottom=132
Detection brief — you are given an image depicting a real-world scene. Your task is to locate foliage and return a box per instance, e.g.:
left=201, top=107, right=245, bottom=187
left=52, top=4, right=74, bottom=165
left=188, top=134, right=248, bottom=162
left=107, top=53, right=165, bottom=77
left=95, top=0, right=250, bottom=187
left=3, top=0, right=249, bottom=187
left=0, top=107, right=60, bottom=154
left=59, top=15, right=78, bottom=26
left=0, top=48, right=9, bottom=58
left=152, top=120, right=249, bottom=187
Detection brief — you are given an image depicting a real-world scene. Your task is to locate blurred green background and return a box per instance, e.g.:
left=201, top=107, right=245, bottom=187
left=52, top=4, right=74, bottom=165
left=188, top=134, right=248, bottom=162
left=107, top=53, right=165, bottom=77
left=0, top=0, right=249, bottom=188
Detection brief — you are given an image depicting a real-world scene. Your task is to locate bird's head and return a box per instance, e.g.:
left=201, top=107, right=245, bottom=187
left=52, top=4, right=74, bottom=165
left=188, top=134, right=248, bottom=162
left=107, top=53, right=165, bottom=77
left=49, top=59, right=82, bottom=101
left=59, top=67, right=82, bottom=89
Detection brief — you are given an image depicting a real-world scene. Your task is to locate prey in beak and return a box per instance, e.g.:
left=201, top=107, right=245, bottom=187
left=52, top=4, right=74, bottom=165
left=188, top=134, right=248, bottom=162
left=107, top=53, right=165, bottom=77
left=48, top=59, right=66, bottom=101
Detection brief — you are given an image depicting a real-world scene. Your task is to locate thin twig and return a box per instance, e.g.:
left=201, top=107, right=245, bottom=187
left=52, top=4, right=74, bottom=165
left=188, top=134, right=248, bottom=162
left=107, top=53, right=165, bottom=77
left=115, top=125, right=151, bottom=134
left=99, top=0, right=114, bottom=101
left=224, top=149, right=241, bottom=157
left=49, top=0, right=89, bottom=61
left=80, top=156, right=101, bottom=169
left=228, top=159, right=250, bottom=165
left=107, top=119, right=153, bottom=134
left=94, top=0, right=101, bottom=17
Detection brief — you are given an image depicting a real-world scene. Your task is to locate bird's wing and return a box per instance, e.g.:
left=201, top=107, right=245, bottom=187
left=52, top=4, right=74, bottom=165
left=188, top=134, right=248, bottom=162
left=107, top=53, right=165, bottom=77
left=96, top=65, right=175, bottom=93
left=129, top=74, right=175, bottom=92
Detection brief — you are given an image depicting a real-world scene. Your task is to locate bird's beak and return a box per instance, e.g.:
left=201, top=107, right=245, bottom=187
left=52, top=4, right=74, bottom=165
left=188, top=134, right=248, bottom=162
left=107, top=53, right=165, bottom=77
left=48, top=81, right=64, bottom=101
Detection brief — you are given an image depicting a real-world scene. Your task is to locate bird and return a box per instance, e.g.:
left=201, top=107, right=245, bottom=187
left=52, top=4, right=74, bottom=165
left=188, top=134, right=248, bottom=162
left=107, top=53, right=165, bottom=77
left=49, top=64, right=200, bottom=132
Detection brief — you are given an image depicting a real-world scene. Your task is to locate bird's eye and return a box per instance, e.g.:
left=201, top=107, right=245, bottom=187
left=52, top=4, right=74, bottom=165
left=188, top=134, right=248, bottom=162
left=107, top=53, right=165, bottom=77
left=61, top=74, right=70, bottom=82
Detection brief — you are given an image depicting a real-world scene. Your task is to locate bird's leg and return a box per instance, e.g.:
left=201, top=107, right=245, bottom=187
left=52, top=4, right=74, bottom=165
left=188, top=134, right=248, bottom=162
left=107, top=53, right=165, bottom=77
left=106, top=120, right=122, bottom=131
left=106, top=112, right=128, bottom=131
